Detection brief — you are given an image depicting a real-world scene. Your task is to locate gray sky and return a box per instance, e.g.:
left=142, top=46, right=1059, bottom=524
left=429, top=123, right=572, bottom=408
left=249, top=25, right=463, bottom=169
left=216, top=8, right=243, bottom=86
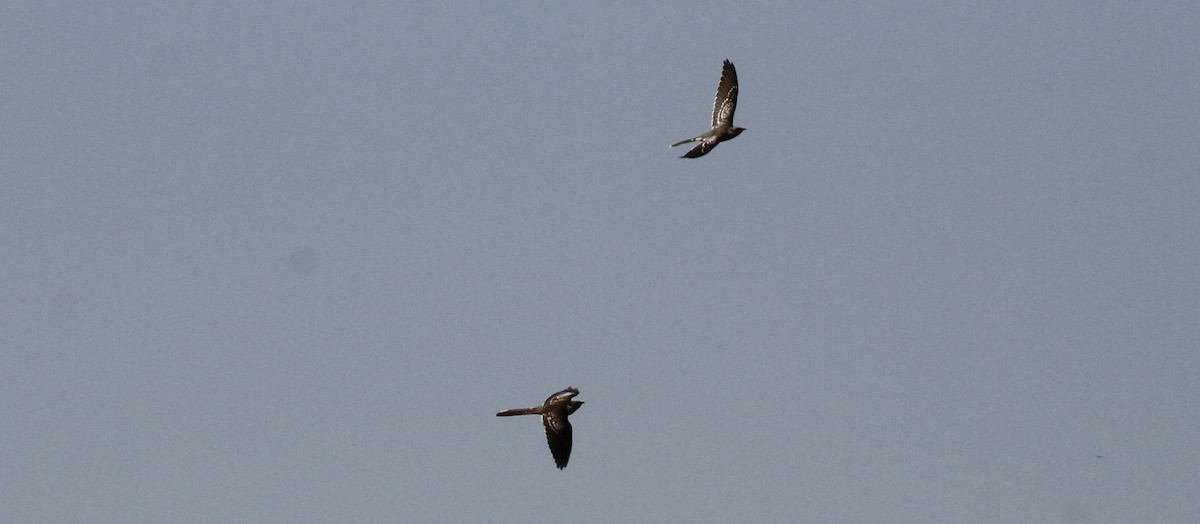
left=3, top=2, right=1198, bottom=522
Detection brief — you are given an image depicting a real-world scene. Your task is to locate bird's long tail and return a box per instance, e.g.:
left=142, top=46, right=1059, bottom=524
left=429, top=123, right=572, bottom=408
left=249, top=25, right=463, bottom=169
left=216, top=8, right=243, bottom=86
left=496, top=407, right=541, bottom=416
left=670, top=136, right=701, bottom=148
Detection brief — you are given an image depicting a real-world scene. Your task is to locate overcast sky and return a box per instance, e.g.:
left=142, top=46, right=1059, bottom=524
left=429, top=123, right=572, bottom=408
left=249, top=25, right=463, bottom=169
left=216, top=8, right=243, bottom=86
left=3, top=2, right=1198, bottom=523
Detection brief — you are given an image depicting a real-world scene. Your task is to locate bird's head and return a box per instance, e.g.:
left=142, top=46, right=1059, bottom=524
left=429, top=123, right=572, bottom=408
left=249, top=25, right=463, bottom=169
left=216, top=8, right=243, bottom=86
left=568, top=400, right=584, bottom=414
left=729, top=127, right=745, bottom=138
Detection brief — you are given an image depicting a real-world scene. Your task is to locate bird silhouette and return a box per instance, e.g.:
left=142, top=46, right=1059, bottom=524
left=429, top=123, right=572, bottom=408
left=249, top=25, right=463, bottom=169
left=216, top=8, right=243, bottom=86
left=671, top=59, right=745, bottom=158
left=496, top=387, right=584, bottom=469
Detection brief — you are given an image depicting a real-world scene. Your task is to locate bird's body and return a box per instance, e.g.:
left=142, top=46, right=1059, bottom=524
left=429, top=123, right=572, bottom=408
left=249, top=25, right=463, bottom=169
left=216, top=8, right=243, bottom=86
left=671, top=59, right=745, bottom=158
left=497, top=387, right=584, bottom=469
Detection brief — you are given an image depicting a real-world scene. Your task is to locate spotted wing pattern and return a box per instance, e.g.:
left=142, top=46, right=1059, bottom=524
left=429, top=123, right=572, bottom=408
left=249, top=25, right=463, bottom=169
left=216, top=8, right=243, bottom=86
left=540, top=387, right=579, bottom=469
left=542, top=409, right=573, bottom=469
left=711, top=59, right=739, bottom=128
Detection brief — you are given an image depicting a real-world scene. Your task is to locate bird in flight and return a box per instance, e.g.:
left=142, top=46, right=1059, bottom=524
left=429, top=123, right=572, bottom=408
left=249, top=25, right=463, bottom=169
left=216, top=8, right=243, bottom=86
left=496, top=387, right=584, bottom=469
left=670, top=59, right=745, bottom=158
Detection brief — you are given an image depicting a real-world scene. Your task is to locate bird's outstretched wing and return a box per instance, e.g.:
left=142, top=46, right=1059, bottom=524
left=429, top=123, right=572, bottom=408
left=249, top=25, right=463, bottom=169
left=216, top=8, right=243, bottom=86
left=544, top=387, right=579, bottom=405
left=711, top=59, right=739, bottom=128
left=682, top=137, right=718, bottom=158
left=542, top=409, right=573, bottom=469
